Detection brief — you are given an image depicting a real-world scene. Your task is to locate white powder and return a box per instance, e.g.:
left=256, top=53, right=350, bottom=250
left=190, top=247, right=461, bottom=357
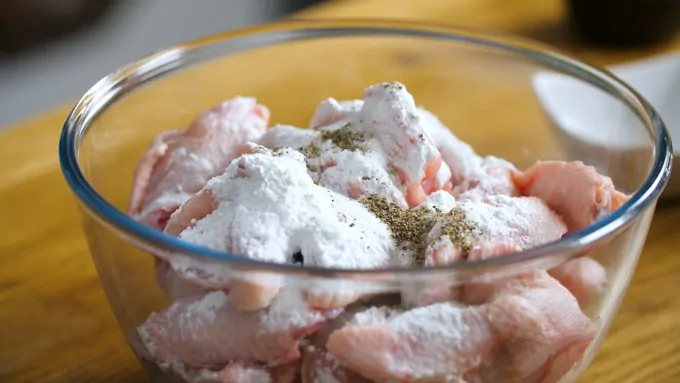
left=259, top=83, right=452, bottom=208
left=309, top=98, right=363, bottom=128
left=134, top=83, right=599, bottom=383
left=260, top=288, right=341, bottom=332
left=345, top=306, right=398, bottom=326
left=417, top=106, right=483, bottom=185
left=359, top=83, right=440, bottom=185
left=260, top=120, right=408, bottom=208
left=419, top=190, right=457, bottom=213
left=327, top=302, right=490, bottom=380
left=452, top=156, right=519, bottom=202
left=139, top=288, right=337, bottom=368
left=164, top=362, right=221, bottom=383
left=385, top=303, right=488, bottom=380
left=388, top=303, right=466, bottom=344
left=179, top=147, right=398, bottom=270
left=259, top=124, right=316, bottom=149
left=313, top=137, right=407, bottom=208
left=168, top=361, right=274, bottom=383
left=460, top=195, right=566, bottom=249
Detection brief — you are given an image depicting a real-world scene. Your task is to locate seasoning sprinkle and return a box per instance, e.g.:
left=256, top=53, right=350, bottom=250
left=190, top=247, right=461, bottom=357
left=299, top=143, right=321, bottom=158
left=320, top=124, right=367, bottom=153
left=272, top=147, right=286, bottom=157
left=381, top=82, right=405, bottom=91
left=360, top=194, right=478, bottom=266
left=439, top=207, right=479, bottom=255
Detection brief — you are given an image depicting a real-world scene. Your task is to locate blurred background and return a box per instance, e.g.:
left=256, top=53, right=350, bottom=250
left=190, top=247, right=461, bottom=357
left=0, top=0, right=326, bottom=128
left=1, top=0, right=679, bottom=128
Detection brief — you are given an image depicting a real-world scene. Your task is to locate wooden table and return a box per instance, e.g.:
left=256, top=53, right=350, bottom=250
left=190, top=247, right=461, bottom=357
left=1, top=0, right=679, bottom=382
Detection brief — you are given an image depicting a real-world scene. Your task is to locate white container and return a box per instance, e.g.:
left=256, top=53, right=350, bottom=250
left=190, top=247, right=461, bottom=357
left=533, top=52, right=680, bottom=198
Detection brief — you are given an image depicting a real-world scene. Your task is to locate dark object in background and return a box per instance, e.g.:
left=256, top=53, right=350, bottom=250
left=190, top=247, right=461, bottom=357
left=567, top=0, right=680, bottom=47
left=0, top=0, right=121, bottom=55
left=286, top=0, right=327, bottom=11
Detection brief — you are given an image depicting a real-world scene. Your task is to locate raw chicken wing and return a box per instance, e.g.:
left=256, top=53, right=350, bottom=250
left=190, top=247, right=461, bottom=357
left=138, top=289, right=338, bottom=368
left=327, top=272, right=594, bottom=382
left=514, top=161, right=629, bottom=232
left=129, top=97, right=270, bottom=301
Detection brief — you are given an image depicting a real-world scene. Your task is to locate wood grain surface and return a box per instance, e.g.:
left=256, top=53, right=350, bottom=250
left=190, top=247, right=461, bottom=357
left=1, top=0, right=679, bottom=382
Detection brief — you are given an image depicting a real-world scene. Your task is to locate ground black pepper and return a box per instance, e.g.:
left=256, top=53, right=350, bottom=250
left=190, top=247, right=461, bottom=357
left=320, top=124, right=367, bottom=153
left=299, top=143, right=320, bottom=158
left=361, top=194, right=478, bottom=266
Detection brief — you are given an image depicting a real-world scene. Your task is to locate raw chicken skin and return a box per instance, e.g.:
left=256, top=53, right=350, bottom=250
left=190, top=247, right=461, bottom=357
left=549, top=257, right=607, bottom=307
left=514, top=161, right=629, bottom=232
left=161, top=189, right=280, bottom=310
left=301, top=305, right=373, bottom=383
left=138, top=289, right=338, bottom=368
left=260, top=84, right=455, bottom=209
left=417, top=107, right=482, bottom=187
left=309, top=98, right=363, bottom=129
left=127, top=83, right=630, bottom=383
left=467, top=241, right=522, bottom=262
left=216, top=362, right=298, bottom=383
left=160, top=147, right=399, bottom=311
left=128, top=97, right=269, bottom=301
left=129, top=130, right=185, bottom=229
left=326, top=304, right=495, bottom=382
left=360, top=83, right=449, bottom=207
left=259, top=123, right=410, bottom=209
left=167, top=361, right=298, bottom=383
left=463, top=242, right=606, bottom=309
left=424, top=196, right=568, bottom=267
left=468, top=272, right=595, bottom=383
left=327, top=272, right=594, bottom=383
left=129, top=97, right=270, bottom=229
left=452, top=156, right=519, bottom=202
left=418, top=107, right=518, bottom=200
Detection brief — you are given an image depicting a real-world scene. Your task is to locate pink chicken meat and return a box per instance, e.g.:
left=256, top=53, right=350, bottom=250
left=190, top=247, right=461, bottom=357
left=139, top=289, right=339, bottom=368
left=423, top=194, right=568, bottom=267
left=515, top=160, right=628, bottom=306
left=259, top=82, right=453, bottom=209
left=129, top=97, right=270, bottom=301
left=327, top=272, right=594, bottom=383
left=164, top=361, right=299, bottom=383
left=129, top=97, right=270, bottom=229
left=300, top=304, right=374, bottom=383
left=159, top=147, right=400, bottom=311
left=418, top=107, right=519, bottom=201
left=514, top=160, right=628, bottom=232
left=127, top=81, right=631, bottom=383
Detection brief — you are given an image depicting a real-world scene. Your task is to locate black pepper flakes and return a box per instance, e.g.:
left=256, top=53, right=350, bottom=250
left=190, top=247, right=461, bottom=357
left=438, top=208, right=479, bottom=255
left=299, top=143, right=321, bottom=158
left=272, top=147, right=287, bottom=157
left=381, top=82, right=405, bottom=91
left=360, top=194, right=478, bottom=266
left=319, top=124, right=368, bottom=153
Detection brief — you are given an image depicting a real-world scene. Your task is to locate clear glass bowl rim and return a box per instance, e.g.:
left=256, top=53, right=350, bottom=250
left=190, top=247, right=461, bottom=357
left=59, top=18, right=673, bottom=278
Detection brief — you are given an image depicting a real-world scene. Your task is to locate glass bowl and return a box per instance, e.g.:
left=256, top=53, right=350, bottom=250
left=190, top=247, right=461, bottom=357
left=59, top=19, right=672, bottom=383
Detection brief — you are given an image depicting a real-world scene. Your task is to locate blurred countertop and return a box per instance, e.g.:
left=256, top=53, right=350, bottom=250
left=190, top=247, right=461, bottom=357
left=0, top=0, right=298, bottom=128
